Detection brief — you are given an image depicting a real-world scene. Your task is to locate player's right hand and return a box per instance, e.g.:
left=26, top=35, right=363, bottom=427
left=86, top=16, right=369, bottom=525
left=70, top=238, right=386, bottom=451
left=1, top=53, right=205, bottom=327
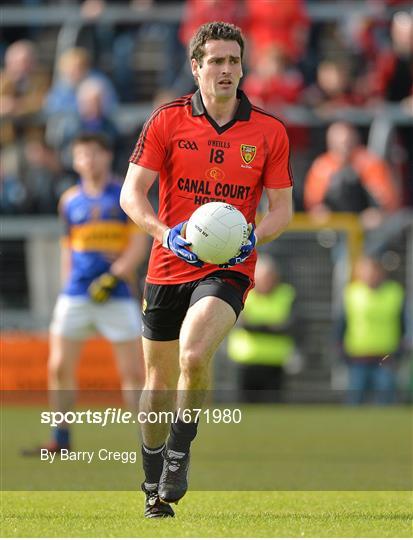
left=88, top=272, right=119, bottom=303
left=162, top=221, right=204, bottom=267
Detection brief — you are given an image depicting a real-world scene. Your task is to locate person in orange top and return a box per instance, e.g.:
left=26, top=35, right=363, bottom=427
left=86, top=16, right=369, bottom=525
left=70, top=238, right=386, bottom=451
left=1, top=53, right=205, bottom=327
left=304, top=122, right=400, bottom=222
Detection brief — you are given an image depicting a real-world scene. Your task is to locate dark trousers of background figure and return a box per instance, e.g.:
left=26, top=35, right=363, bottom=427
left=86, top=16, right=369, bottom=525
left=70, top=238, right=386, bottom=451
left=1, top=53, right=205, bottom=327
left=347, top=361, right=397, bottom=405
left=235, top=363, right=285, bottom=403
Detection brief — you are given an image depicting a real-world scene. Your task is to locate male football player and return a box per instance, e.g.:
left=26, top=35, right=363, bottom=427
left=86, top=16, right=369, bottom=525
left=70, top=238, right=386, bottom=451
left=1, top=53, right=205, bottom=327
left=121, top=22, right=293, bottom=517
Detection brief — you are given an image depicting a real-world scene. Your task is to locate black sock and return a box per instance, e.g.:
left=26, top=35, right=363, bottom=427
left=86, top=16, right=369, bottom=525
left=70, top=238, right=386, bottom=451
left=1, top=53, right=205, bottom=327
left=167, top=416, right=199, bottom=453
left=141, top=443, right=165, bottom=487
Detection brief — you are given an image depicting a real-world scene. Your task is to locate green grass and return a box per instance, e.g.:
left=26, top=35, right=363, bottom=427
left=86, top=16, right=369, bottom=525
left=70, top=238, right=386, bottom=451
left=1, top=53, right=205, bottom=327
left=1, top=490, right=412, bottom=537
left=1, top=405, right=412, bottom=536
left=2, top=405, right=412, bottom=490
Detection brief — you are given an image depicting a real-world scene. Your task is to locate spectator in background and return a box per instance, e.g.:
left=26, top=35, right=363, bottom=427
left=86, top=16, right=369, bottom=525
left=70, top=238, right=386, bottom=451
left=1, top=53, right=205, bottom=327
left=0, top=40, right=51, bottom=214
left=44, top=47, right=118, bottom=117
left=369, top=11, right=413, bottom=107
left=51, top=77, right=120, bottom=171
left=74, top=78, right=119, bottom=141
left=73, top=0, right=187, bottom=102
left=243, top=44, right=304, bottom=109
left=337, top=256, right=406, bottom=405
left=242, top=42, right=306, bottom=212
left=0, top=137, right=62, bottom=215
left=0, top=147, right=28, bottom=214
left=227, top=255, right=298, bottom=403
left=22, top=138, right=63, bottom=213
left=304, top=122, right=400, bottom=227
left=368, top=10, right=413, bottom=207
left=0, top=40, right=49, bottom=146
left=244, top=0, right=309, bottom=64
left=179, top=0, right=243, bottom=49
left=303, top=60, right=364, bottom=112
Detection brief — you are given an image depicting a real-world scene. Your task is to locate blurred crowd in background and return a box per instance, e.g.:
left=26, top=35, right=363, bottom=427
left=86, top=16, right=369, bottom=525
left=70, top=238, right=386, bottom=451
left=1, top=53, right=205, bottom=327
left=1, top=0, right=412, bottom=403
left=1, top=0, right=412, bottom=222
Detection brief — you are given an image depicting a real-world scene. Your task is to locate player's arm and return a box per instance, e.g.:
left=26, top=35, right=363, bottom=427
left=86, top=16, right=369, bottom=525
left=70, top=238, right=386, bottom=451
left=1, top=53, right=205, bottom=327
left=89, top=230, right=149, bottom=304
left=110, top=228, right=148, bottom=283
left=120, top=162, right=166, bottom=242
left=59, top=239, right=71, bottom=285
left=120, top=162, right=202, bottom=267
left=88, top=231, right=148, bottom=302
left=57, top=195, right=71, bottom=285
left=255, top=186, right=293, bottom=245
left=88, top=168, right=155, bottom=303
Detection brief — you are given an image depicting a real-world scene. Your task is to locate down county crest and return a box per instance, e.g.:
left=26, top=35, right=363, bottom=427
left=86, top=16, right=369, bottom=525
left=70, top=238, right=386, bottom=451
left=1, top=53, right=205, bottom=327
left=240, top=144, right=257, bottom=165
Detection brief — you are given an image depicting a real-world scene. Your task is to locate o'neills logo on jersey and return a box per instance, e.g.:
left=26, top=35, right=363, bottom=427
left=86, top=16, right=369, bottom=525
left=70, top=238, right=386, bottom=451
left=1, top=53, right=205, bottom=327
left=240, top=144, right=256, bottom=164
left=205, top=167, right=225, bottom=181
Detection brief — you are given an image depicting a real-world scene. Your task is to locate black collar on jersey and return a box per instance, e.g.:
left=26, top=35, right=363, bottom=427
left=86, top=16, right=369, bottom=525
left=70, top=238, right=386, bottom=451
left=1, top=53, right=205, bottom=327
left=191, top=89, right=252, bottom=134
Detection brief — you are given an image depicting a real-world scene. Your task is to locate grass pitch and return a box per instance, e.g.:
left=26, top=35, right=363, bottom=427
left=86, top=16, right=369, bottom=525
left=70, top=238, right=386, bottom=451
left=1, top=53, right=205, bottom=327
left=1, top=404, right=412, bottom=536
left=2, top=405, right=411, bottom=491
left=1, top=490, right=412, bottom=537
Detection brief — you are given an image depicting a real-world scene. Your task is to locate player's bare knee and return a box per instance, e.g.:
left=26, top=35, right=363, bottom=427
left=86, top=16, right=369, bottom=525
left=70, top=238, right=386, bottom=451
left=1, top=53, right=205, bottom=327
left=180, top=346, right=207, bottom=367
left=48, top=354, right=73, bottom=385
left=145, top=368, right=176, bottom=391
left=118, top=362, right=141, bottom=384
left=121, top=374, right=141, bottom=390
left=180, top=349, right=208, bottom=378
left=48, top=356, right=64, bottom=381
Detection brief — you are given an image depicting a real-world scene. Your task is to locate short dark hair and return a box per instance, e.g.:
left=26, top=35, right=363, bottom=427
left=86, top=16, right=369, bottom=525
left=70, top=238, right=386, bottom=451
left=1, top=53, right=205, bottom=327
left=72, top=133, right=112, bottom=152
left=189, top=21, right=245, bottom=66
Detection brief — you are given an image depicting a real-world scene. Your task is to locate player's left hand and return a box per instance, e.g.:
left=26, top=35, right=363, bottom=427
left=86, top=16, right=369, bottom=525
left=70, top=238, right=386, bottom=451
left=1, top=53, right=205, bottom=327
left=219, top=223, right=257, bottom=268
left=88, top=272, right=119, bottom=303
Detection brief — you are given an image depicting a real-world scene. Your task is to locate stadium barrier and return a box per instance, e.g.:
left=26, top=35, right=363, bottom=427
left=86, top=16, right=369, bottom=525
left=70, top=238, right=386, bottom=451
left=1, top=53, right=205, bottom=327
left=1, top=332, right=121, bottom=393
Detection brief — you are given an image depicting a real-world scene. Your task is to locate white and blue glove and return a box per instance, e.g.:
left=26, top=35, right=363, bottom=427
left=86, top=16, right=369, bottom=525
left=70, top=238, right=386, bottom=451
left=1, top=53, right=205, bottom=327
left=162, top=221, right=204, bottom=267
left=219, top=224, right=257, bottom=268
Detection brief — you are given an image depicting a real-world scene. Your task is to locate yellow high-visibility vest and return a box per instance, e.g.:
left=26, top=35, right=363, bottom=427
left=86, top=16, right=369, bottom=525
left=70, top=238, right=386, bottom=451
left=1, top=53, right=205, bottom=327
left=228, top=283, right=295, bottom=366
left=344, top=280, right=404, bottom=356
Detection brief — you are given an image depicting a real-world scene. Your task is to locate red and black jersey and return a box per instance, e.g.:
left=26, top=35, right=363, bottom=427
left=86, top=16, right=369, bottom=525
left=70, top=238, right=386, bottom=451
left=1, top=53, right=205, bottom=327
left=129, top=90, right=293, bottom=285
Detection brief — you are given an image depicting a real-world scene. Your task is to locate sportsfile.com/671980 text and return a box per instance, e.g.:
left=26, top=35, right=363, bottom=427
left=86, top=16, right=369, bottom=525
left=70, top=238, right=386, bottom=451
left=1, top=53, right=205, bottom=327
left=40, top=408, right=242, bottom=428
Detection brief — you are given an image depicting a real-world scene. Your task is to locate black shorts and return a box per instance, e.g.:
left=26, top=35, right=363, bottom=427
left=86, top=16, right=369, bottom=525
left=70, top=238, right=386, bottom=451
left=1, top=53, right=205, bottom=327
left=142, top=270, right=252, bottom=341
